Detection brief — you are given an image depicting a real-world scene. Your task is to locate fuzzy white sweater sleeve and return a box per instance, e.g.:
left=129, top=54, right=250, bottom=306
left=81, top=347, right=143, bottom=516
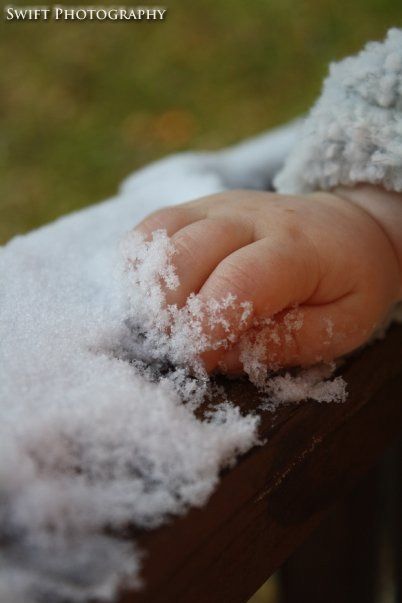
left=275, top=28, right=402, bottom=194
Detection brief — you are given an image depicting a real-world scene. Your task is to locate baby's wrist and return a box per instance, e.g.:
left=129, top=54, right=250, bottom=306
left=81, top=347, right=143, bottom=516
left=333, top=185, right=402, bottom=300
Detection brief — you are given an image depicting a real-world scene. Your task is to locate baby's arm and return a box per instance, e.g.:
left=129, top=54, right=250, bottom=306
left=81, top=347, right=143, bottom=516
left=135, top=186, right=401, bottom=372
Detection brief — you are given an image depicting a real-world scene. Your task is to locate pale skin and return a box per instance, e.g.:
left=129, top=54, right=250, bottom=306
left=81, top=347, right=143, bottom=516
left=135, top=185, right=402, bottom=373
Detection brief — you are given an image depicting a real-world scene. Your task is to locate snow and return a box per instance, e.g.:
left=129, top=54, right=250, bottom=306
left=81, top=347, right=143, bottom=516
left=0, top=122, right=346, bottom=603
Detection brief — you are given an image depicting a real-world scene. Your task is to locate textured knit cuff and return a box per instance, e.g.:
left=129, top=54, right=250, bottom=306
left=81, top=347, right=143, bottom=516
left=275, top=29, right=402, bottom=194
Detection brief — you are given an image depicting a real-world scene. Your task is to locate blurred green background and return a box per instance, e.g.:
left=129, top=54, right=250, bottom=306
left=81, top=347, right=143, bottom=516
left=1, top=0, right=401, bottom=245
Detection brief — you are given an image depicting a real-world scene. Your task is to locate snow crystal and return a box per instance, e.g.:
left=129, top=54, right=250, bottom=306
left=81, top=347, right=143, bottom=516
left=0, top=123, right=346, bottom=603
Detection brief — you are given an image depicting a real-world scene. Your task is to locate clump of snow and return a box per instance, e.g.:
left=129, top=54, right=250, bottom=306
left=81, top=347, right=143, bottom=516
left=238, top=307, right=305, bottom=385
left=236, top=309, right=346, bottom=408
left=0, top=124, right=346, bottom=603
left=261, top=364, right=347, bottom=411
left=0, top=207, right=260, bottom=603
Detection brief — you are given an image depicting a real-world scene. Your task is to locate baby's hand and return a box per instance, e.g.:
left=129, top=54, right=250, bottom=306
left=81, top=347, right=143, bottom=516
left=135, top=188, right=401, bottom=372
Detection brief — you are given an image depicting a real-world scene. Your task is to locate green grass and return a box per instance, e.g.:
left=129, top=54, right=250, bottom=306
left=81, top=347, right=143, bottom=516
left=1, top=0, right=401, bottom=243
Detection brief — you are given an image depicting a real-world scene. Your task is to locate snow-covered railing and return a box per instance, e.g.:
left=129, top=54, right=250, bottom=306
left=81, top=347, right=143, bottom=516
left=121, top=324, right=402, bottom=603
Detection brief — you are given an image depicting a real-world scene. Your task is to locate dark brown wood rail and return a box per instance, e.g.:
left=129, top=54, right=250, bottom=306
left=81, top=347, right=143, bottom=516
left=119, top=324, right=402, bottom=603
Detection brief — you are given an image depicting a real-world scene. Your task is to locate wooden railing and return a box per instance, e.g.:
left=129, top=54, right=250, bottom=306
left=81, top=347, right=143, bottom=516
left=119, top=324, right=402, bottom=603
